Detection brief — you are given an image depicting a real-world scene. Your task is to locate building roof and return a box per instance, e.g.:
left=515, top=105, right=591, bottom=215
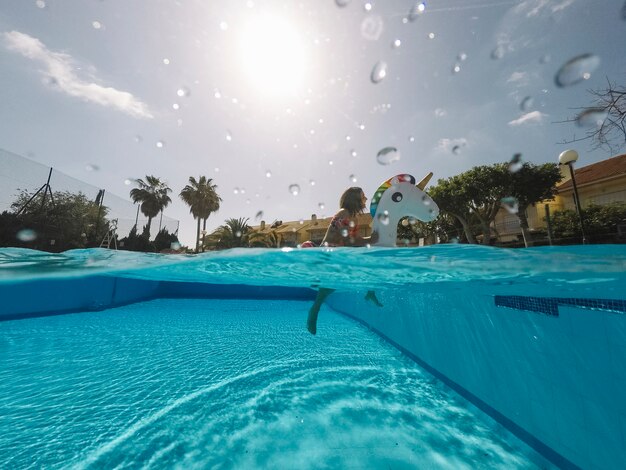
left=559, top=153, right=626, bottom=190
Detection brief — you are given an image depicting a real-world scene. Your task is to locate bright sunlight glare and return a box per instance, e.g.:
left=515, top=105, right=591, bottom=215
left=240, top=15, right=306, bottom=97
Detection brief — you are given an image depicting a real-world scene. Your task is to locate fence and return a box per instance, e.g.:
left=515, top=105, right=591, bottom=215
left=0, top=148, right=179, bottom=242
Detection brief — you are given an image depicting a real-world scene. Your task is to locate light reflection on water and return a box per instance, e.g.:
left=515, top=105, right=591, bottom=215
left=0, top=299, right=545, bottom=469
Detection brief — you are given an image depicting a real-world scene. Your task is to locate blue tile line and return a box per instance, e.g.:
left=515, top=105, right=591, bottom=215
left=494, top=296, right=626, bottom=316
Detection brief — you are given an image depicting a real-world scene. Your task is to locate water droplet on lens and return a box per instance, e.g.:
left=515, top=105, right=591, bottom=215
left=226, top=130, right=232, bottom=141
left=349, top=174, right=357, bottom=183
left=335, top=0, right=351, bottom=6
left=452, top=64, right=461, bottom=74
left=501, top=196, right=519, bottom=214
left=360, top=15, right=384, bottom=41
left=85, top=164, right=99, bottom=172
left=309, top=180, right=316, bottom=186
left=235, top=230, right=242, bottom=238
left=124, top=178, right=134, bottom=185
left=134, top=135, right=143, bottom=143
left=255, top=211, right=263, bottom=221
left=265, top=170, right=272, bottom=178
left=576, top=108, right=608, bottom=127
left=508, top=153, right=523, bottom=172
left=555, top=53, right=601, bottom=87
left=452, top=145, right=461, bottom=155
left=358, top=123, right=365, bottom=130
left=289, top=184, right=300, bottom=196
left=220, top=21, right=228, bottom=31
left=428, top=32, right=435, bottom=39
left=408, top=2, right=426, bottom=21
left=458, top=52, right=467, bottom=61
left=156, top=140, right=165, bottom=148
left=92, top=21, right=102, bottom=30
left=377, top=210, right=390, bottom=225
left=520, top=96, right=534, bottom=111
left=491, top=45, right=505, bottom=60
left=364, top=3, right=372, bottom=12
left=539, top=54, right=551, bottom=64
left=408, top=136, right=415, bottom=142
left=392, top=39, right=402, bottom=49
left=35, top=0, right=46, bottom=9
left=172, top=103, right=180, bottom=110
left=177, top=87, right=190, bottom=97
left=17, top=229, right=37, bottom=242
left=376, top=147, right=400, bottom=165
left=370, top=61, right=388, bottom=84
left=341, top=228, right=349, bottom=237
left=163, top=58, right=170, bottom=65
left=350, top=150, right=357, bottom=157
left=233, top=187, right=240, bottom=194
left=318, top=202, right=325, bottom=210
left=170, top=242, right=181, bottom=250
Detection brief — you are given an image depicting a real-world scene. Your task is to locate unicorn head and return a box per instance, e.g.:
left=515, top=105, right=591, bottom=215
left=370, top=173, right=439, bottom=247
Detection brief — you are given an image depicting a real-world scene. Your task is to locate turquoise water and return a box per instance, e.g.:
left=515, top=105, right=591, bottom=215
left=1, top=244, right=625, bottom=469
left=2, top=298, right=541, bottom=469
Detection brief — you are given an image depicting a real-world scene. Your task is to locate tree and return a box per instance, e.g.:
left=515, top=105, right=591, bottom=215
left=248, top=229, right=278, bottom=248
left=205, top=217, right=251, bottom=250
left=179, top=176, right=221, bottom=252
left=430, top=165, right=510, bottom=245
left=559, top=78, right=626, bottom=153
left=551, top=203, right=626, bottom=242
left=429, top=162, right=562, bottom=246
left=117, top=225, right=152, bottom=252
left=129, top=175, right=172, bottom=237
left=3, top=190, right=109, bottom=251
left=429, top=176, right=477, bottom=244
left=508, top=162, right=562, bottom=246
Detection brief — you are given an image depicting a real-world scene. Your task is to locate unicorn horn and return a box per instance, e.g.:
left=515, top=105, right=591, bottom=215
left=416, top=172, right=433, bottom=190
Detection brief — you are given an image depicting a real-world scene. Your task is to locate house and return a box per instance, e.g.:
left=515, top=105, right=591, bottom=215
left=250, top=213, right=374, bottom=247
left=494, top=153, right=626, bottom=242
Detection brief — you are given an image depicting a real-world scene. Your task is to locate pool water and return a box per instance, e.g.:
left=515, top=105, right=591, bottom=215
left=1, top=298, right=544, bottom=469
left=2, top=244, right=625, bottom=469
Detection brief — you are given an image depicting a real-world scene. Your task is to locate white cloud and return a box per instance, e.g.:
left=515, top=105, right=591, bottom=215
left=518, top=0, right=576, bottom=17
left=435, top=137, right=468, bottom=153
left=4, top=30, right=152, bottom=119
left=508, top=110, right=546, bottom=126
left=507, top=71, right=529, bottom=85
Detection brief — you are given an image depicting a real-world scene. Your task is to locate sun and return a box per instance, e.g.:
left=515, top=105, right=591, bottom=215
left=240, top=15, right=306, bottom=96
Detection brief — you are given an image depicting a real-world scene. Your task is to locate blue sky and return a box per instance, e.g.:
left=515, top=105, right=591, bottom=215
left=0, top=0, right=625, bottom=246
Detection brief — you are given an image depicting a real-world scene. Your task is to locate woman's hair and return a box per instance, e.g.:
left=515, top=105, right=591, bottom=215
left=340, top=187, right=365, bottom=216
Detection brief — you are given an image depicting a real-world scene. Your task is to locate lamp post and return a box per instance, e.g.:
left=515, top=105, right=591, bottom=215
left=558, top=149, right=587, bottom=244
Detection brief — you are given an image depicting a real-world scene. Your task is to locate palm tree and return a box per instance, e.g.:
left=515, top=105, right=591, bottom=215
left=248, top=228, right=278, bottom=248
left=179, top=176, right=221, bottom=252
left=205, top=217, right=251, bottom=250
left=129, top=175, right=172, bottom=237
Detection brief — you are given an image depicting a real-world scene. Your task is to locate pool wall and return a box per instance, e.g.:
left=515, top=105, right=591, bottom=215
left=326, top=287, right=626, bottom=470
left=0, top=275, right=315, bottom=321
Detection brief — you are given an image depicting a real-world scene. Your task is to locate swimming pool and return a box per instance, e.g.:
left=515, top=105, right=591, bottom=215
left=1, top=244, right=625, bottom=469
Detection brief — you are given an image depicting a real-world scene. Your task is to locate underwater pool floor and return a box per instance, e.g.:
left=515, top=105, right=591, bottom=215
left=0, top=298, right=547, bottom=469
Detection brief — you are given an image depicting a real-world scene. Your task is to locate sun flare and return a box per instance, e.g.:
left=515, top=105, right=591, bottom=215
left=240, top=15, right=306, bottom=96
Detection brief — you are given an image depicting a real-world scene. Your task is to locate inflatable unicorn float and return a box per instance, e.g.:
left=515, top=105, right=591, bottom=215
left=368, top=172, right=439, bottom=246
left=305, top=172, right=439, bottom=334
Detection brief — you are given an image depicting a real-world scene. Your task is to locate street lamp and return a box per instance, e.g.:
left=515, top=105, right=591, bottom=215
left=558, top=149, right=587, bottom=244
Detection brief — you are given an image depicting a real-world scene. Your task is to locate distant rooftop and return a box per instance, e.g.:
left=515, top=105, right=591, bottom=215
left=559, top=153, right=626, bottom=190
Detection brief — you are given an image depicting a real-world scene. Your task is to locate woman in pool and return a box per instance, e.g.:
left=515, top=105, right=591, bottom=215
left=306, top=187, right=380, bottom=335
